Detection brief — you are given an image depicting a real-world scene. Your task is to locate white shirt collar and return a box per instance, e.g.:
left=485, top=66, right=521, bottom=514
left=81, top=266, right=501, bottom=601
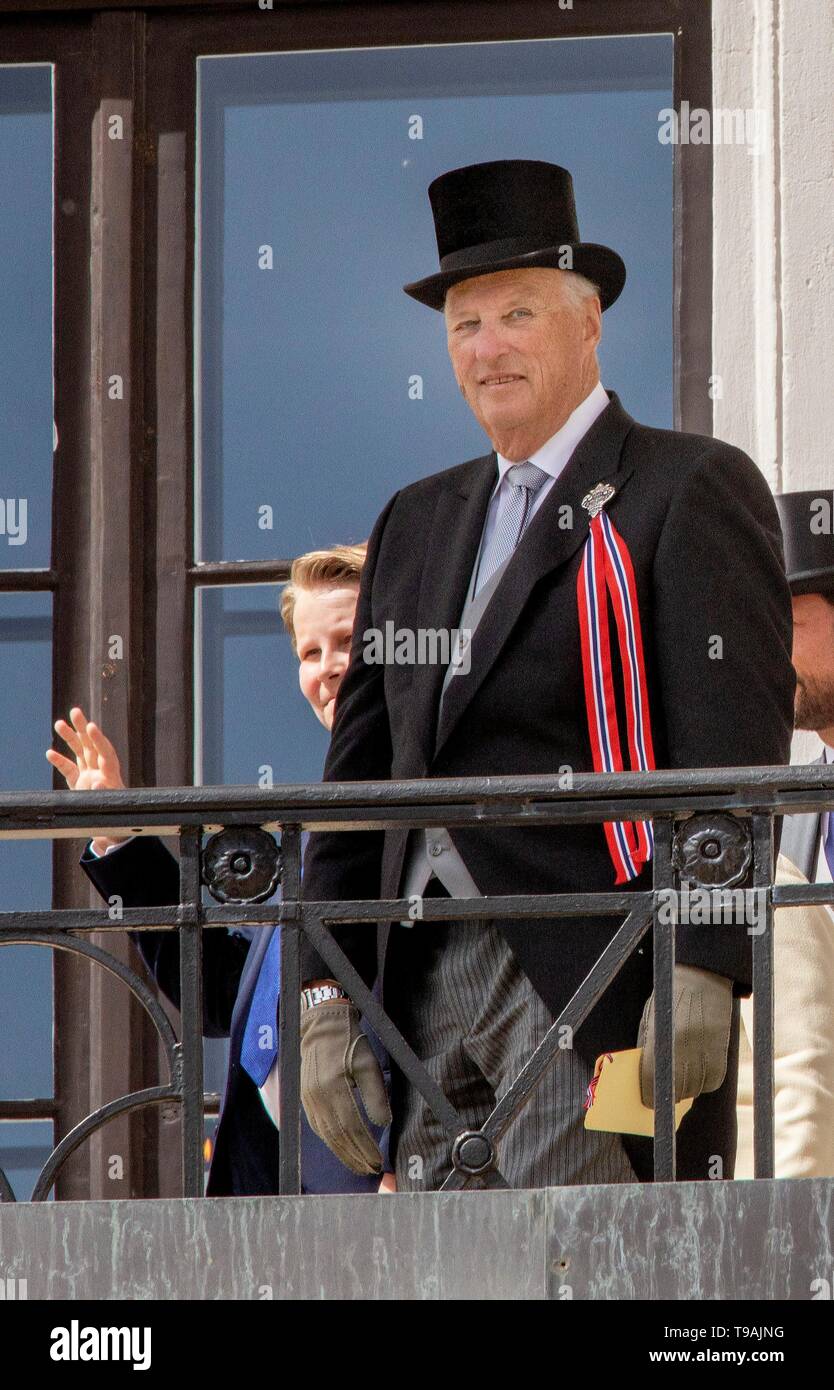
left=495, top=380, right=611, bottom=481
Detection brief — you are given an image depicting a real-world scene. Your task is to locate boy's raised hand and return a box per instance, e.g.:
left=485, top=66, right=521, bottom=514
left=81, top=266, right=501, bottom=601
left=47, top=706, right=126, bottom=791
left=46, top=706, right=129, bottom=853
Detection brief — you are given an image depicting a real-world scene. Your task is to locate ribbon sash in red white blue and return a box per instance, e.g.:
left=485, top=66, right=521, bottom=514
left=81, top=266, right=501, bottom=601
left=577, top=509, right=655, bottom=883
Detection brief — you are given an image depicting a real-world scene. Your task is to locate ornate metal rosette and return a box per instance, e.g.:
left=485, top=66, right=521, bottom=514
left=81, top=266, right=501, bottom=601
left=672, top=813, right=752, bottom=889
left=201, top=826, right=282, bottom=903
left=451, top=1129, right=495, bottom=1177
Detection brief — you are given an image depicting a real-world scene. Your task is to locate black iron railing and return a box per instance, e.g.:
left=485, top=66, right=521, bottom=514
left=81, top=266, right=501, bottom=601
left=1, top=765, right=834, bottom=1199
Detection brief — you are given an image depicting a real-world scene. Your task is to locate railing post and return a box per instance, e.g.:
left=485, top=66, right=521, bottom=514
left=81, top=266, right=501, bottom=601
left=751, top=814, right=775, bottom=1179
left=278, top=825, right=302, bottom=1195
left=651, top=816, right=676, bottom=1181
left=178, top=826, right=205, bottom=1197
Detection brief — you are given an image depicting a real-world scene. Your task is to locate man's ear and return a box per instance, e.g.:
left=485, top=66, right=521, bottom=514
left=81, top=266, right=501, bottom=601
left=584, top=297, right=602, bottom=350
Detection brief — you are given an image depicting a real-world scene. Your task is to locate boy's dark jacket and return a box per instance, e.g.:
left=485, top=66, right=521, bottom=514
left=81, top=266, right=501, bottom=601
left=81, top=834, right=387, bottom=1195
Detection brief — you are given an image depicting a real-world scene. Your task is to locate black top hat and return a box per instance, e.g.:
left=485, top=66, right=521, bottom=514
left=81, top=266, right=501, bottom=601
left=775, top=490, right=834, bottom=597
left=403, top=159, right=626, bottom=312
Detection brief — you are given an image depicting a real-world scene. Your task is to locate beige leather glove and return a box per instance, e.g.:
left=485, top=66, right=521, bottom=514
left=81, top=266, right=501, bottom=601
left=300, top=999, right=392, bottom=1175
left=638, top=964, right=733, bottom=1108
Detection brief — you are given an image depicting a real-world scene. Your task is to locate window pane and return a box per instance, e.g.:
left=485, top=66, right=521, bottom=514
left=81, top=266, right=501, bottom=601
left=196, top=36, right=673, bottom=562
left=0, top=592, right=53, bottom=1100
left=0, top=1119, right=53, bottom=1201
left=0, top=65, right=54, bottom=569
left=195, top=583, right=329, bottom=786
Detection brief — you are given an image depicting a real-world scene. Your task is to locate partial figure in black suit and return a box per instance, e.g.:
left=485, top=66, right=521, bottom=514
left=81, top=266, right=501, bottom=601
left=297, top=161, right=796, bottom=1190
left=774, top=490, right=834, bottom=881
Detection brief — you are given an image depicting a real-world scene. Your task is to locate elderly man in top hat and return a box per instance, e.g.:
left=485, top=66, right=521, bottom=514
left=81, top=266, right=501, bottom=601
left=775, top=490, right=834, bottom=883
left=297, top=160, right=795, bottom=1190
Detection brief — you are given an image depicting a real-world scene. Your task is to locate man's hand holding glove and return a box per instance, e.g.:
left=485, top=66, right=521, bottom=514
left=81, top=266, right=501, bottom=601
left=638, top=964, right=734, bottom=1108
left=300, top=993, right=392, bottom=1175
left=299, top=965, right=734, bottom=1165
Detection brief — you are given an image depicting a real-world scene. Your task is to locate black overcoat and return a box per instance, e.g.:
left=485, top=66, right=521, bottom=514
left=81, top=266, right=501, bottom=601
left=300, top=389, right=796, bottom=1179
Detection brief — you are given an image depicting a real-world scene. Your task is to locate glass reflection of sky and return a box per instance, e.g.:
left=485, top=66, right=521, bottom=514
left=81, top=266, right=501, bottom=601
left=197, top=36, right=673, bottom=562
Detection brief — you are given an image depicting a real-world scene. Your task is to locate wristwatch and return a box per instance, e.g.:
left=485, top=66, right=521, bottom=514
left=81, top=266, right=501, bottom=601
left=301, top=983, right=348, bottom=1011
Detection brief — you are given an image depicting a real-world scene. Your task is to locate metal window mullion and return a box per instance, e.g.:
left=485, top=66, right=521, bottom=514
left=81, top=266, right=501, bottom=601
left=752, top=814, right=775, bottom=1179
left=652, top=816, right=676, bottom=1180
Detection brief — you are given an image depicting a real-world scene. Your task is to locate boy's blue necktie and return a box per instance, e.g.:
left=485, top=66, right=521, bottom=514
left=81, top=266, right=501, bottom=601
left=240, top=929, right=281, bottom=1087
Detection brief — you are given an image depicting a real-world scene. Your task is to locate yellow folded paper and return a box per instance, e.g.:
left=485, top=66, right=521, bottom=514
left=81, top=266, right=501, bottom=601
left=583, top=1047, right=694, bottom=1136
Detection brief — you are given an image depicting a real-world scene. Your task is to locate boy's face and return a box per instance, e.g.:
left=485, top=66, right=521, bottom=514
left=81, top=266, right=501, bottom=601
left=293, top=584, right=359, bottom=730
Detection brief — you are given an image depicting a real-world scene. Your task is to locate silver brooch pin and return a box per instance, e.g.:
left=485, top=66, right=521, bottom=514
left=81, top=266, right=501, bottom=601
left=581, top=481, right=616, bottom=518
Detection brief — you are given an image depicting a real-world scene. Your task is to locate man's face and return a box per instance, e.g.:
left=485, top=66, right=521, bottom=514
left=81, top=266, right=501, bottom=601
left=443, top=267, right=602, bottom=461
left=293, top=584, right=359, bottom=731
left=792, top=592, right=834, bottom=734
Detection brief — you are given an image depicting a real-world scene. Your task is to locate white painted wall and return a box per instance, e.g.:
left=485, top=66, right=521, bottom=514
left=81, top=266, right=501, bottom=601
left=712, top=0, right=833, bottom=764
left=712, top=0, right=834, bottom=494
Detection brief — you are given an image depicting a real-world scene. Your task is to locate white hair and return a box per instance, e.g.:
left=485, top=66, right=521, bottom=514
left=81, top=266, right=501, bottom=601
left=557, top=268, right=601, bottom=311
left=442, top=265, right=601, bottom=317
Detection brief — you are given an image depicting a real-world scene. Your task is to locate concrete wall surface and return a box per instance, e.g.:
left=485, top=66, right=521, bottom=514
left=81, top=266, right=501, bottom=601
left=1, top=1180, right=832, bottom=1300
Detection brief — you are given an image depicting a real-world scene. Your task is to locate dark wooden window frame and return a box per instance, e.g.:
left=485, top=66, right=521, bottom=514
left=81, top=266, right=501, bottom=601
left=0, top=0, right=711, bottom=1199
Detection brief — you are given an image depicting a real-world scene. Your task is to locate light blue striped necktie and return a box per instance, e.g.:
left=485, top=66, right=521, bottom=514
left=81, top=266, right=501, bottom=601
left=474, top=460, right=550, bottom=595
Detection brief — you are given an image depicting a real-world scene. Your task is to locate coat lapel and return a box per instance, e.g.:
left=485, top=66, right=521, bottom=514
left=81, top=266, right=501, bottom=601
left=408, top=450, right=498, bottom=765
left=432, top=391, right=636, bottom=761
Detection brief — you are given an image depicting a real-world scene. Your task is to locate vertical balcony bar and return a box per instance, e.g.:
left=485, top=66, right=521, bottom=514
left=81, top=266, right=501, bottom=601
left=651, top=815, right=676, bottom=1181
left=278, top=825, right=302, bottom=1196
left=751, top=814, right=775, bottom=1180
left=178, top=825, right=205, bottom=1197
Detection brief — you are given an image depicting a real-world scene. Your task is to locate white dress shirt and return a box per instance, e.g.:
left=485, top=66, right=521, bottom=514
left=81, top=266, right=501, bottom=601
left=90, top=837, right=131, bottom=858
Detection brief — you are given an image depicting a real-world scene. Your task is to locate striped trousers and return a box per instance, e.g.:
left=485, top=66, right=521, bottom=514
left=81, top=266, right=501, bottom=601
left=385, top=892, right=638, bottom=1192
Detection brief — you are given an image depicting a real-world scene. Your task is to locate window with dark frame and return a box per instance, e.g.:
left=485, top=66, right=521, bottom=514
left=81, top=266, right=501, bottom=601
left=0, top=0, right=711, bottom=1202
